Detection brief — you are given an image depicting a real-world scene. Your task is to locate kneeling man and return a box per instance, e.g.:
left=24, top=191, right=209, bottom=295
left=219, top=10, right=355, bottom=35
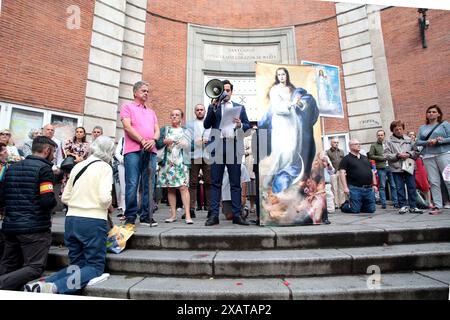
left=339, top=139, right=377, bottom=213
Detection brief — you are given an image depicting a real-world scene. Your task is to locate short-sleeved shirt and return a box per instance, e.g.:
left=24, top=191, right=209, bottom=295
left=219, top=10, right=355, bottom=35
left=120, top=102, right=158, bottom=155
left=339, top=153, right=373, bottom=187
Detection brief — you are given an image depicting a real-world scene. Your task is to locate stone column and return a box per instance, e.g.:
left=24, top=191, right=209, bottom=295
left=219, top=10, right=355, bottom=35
left=83, top=0, right=148, bottom=140
left=83, top=0, right=127, bottom=139
left=336, top=3, right=395, bottom=151
left=116, top=0, right=148, bottom=140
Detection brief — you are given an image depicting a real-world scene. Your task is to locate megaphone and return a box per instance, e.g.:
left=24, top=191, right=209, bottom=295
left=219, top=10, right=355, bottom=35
left=205, top=79, right=224, bottom=99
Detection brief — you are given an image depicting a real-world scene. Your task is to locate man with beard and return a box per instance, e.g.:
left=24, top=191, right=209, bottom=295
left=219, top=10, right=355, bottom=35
left=186, top=104, right=211, bottom=219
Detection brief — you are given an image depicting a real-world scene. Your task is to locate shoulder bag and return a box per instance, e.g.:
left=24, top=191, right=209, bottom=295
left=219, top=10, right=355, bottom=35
left=72, top=160, right=101, bottom=186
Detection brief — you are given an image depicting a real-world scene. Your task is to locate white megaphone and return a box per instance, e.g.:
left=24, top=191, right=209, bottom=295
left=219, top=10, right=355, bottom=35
left=205, top=79, right=224, bottom=99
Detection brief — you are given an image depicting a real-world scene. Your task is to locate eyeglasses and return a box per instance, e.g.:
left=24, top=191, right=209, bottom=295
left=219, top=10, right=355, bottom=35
left=171, top=114, right=181, bottom=117
left=224, top=89, right=232, bottom=92
left=0, top=133, right=11, bottom=136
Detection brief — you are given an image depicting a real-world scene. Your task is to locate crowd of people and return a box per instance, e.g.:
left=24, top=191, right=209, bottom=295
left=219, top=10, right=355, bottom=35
left=333, top=105, right=449, bottom=215
left=0, top=79, right=448, bottom=294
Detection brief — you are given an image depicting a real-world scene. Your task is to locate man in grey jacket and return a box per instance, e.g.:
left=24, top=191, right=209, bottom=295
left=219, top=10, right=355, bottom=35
left=384, top=120, right=423, bottom=214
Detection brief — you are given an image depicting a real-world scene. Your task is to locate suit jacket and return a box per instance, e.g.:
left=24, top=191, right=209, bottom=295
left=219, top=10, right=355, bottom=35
left=203, top=101, right=250, bottom=159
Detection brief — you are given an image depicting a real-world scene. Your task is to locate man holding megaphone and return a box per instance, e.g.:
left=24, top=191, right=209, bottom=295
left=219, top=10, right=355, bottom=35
left=203, top=79, right=251, bottom=226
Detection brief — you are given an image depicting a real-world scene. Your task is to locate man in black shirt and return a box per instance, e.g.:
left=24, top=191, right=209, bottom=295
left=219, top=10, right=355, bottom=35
left=339, top=139, right=377, bottom=213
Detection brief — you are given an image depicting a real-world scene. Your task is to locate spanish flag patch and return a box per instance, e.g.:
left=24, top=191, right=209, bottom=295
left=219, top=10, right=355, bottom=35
left=40, top=182, right=54, bottom=194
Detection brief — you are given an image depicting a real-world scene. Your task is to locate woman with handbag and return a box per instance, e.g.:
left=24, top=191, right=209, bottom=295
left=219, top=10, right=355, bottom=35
left=63, top=127, right=90, bottom=166
left=156, top=109, right=193, bottom=224
left=384, top=120, right=423, bottom=214
left=416, top=105, right=450, bottom=214
left=60, top=127, right=90, bottom=206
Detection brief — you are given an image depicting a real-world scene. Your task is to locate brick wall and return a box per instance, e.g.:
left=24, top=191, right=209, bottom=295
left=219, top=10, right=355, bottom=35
left=144, top=0, right=348, bottom=133
left=0, top=0, right=94, bottom=114
left=144, top=14, right=187, bottom=126
left=381, top=7, right=450, bottom=134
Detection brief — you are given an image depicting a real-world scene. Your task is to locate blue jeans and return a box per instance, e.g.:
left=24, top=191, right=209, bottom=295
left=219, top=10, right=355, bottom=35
left=377, top=167, right=398, bottom=207
left=124, top=150, right=157, bottom=223
left=393, top=172, right=417, bottom=208
left=341, top=185, right=376, bottom=213
left=45, top=216, right=107, bottom=294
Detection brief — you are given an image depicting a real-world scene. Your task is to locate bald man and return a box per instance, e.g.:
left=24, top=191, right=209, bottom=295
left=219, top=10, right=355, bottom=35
left=42, top=124, right=64, bottom=176
left=339, top=139, right=377, bottom=213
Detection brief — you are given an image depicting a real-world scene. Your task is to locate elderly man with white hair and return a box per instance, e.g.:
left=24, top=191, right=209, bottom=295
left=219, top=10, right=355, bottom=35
left=25, top=136, right=115, bottom=294
left=339, top=138, right=377, bottom=214
left=42, top=124, right=64, bottom=174
left=326, top=137, right=345, bottom=209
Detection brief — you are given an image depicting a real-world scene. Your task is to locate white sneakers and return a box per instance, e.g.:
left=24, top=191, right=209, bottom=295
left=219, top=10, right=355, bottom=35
left=398, top=206, right=423, bottom=214
left=398, top=206, right=409, bottom=214
left=409, top=207, right=423, bottom=214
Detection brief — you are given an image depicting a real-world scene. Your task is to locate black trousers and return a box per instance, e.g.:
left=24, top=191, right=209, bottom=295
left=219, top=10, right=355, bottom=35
left=0, top=231, right=52, bottom=290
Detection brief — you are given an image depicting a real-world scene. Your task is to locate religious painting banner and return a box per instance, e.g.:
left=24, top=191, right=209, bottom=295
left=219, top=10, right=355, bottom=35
left=256, top=62, right=328, bottom=226
left=301, top=61, right=344, bottom=118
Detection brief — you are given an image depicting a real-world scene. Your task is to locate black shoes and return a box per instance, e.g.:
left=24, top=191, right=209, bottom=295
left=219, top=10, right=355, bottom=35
left=232, top=216, right=250, bottom=226
left=182, top=208, right=196, bottom=219
left=204, top=215, right=249, bottom=226
left=205, top=216, right=219, bottom=226
left=140, top=218, right=158, bottom=227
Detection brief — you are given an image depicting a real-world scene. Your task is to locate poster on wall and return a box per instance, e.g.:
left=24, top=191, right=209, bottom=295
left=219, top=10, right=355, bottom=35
left=51, top=115, right=79, bottom=144
left=9, top=108, right=44, bottom=148
left=256, top=62, right=329, bottom=226
left=301, top=61, right=344, bottom=118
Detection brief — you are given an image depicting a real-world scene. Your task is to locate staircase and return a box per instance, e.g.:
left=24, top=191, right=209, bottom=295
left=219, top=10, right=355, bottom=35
left=47, top=208, right=450, bottom=299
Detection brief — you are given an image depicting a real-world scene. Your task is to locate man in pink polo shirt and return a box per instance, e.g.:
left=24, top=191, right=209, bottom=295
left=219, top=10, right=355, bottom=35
left=120, top=81, right=160, bottom=227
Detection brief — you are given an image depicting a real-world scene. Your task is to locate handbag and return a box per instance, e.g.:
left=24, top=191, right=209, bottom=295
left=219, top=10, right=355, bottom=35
left=401, top=158, right=415, bottom=175
left=60, top=155, right=76, bottom=172
left=156, top=146, right=166, bottom=163
left=156, top=126, right=169, bottom=163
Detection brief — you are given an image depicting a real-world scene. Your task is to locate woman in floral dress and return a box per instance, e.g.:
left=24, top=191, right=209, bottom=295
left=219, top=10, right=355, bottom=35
left=156, top=109, right=192, bottom=224
left=61, top=127, right=90, bottom=197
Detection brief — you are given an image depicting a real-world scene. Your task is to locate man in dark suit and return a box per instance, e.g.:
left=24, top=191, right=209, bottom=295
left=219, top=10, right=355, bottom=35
left=203, top=80, right=250, bottom=226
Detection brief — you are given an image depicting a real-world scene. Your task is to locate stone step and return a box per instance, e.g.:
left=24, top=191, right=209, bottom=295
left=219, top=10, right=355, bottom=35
left=47, top=242, right=450, bottom=277
left=80, top=270, right=450, bottom=300
left=51, top=221, right=450, bottom=251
